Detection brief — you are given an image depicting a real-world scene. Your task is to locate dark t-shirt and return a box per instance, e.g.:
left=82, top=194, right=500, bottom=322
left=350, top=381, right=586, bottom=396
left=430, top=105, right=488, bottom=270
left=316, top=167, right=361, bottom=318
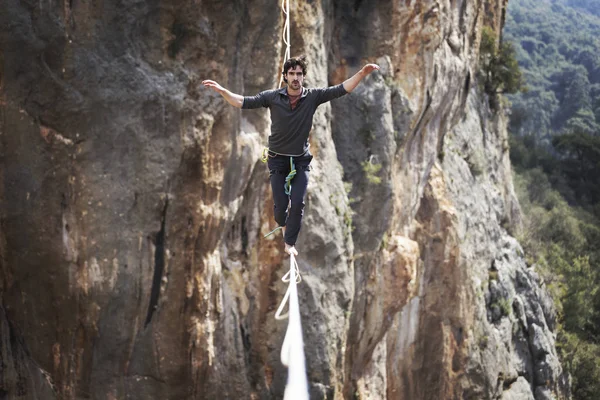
left=242, top=84, right=348, bottom=155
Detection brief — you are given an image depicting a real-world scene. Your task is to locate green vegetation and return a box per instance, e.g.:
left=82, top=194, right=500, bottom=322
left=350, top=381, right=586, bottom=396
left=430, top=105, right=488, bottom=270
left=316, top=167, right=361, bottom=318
left=514, top=163, right=600, bottom=399
left=566, top=0, right=600, bottom=17
left=505, top=2, right=600, bottom=398
left=360, top=159, right=382, bottom=185
left=478, top=334, right=489, bottom=349
left=505, top=0, right=600, bottom=137
left=498, top=298, right=513, bottom=317
left=479, top=26, right=525, bottom=99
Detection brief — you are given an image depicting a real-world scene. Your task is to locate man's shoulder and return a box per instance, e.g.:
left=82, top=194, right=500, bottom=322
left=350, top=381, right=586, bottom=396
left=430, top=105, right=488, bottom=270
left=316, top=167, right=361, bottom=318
left=246, top=88, right=281, bottom=106
left=304, top=87, right=322, bottom=93
left=256, top=88, right=281, bottom=96
left=306, top=84, right=343, bottom=93
left=267, top=88, right=289, bottom=100
left=304, top=86, right=328, bottom=97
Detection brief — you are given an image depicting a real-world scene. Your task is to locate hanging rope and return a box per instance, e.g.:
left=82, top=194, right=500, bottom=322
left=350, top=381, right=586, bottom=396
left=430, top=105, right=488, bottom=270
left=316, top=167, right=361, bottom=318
left=278, top=0, right=291, bottom=88
left=284, top=157, right=296, bottom=196
left=275, top=253, right=309, bottom=400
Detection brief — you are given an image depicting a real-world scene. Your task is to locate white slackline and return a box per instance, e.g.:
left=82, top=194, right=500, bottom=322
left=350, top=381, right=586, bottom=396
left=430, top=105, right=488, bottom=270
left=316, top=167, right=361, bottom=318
left=275, top=253, right=309, bottom=400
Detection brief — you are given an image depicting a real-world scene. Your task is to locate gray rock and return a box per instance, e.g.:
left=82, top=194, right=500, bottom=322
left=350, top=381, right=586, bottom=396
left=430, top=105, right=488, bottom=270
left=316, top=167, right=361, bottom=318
left=530, top=324, right=551, bottom=361
left=534, top=360, right=555, bottom=387
left=502, top=377, right=534, bottom=400
left=535, top=386, right=556, bottom=400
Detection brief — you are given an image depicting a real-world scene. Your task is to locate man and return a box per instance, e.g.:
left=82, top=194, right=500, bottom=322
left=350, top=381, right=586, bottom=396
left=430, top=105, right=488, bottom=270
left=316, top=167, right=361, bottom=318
left=202, top=56, right=379, bottom=256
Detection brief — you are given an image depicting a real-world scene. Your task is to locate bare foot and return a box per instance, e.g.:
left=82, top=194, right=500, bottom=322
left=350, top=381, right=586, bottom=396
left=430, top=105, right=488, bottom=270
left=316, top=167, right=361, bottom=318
left=285, top=243, right=298, bottom=256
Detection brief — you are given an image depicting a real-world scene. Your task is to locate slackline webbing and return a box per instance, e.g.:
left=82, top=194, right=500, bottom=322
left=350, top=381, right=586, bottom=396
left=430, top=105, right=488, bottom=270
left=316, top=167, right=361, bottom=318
left=276, top=252, right=309, bottom=400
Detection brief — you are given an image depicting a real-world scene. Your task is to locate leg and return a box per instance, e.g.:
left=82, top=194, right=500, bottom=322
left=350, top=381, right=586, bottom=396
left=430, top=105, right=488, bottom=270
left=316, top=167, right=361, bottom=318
left=284, top=164, right=310, bottom=246
left=268, top=157, right=290, bottom=228
left=270, top=171, right=289, bottom=227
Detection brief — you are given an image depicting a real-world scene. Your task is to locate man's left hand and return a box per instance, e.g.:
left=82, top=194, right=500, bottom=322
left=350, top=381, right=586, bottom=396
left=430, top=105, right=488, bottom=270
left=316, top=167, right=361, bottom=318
left=362, top=64, right=380, bottom=75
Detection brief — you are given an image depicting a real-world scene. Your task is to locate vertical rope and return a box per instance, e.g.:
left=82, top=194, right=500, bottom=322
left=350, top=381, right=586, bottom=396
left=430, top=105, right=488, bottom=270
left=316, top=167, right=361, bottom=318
left=278, top=0, right=291, bottom=88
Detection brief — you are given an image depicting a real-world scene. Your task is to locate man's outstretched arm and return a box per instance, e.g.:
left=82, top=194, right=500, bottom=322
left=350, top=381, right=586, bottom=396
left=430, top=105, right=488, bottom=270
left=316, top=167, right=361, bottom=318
left=202, top=80, right=244, bottom=108
left=342, top=64, right=380, bottom=93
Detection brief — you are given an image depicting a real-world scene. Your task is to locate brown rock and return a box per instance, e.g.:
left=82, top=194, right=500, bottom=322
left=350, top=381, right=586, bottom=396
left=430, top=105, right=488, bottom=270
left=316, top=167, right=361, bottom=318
left=0, top=0, right=568, bottom=399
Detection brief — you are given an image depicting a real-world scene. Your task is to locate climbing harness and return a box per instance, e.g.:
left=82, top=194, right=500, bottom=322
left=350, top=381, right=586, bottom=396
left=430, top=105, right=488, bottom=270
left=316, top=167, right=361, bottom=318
left=261, top=150, right=297, bottom=197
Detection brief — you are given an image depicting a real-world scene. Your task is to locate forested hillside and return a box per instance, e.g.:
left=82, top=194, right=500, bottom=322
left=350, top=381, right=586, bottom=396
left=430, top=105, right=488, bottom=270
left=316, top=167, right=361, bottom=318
left=505, top=0, right=600, bottom=137
left=566, top=0, right=600, bottom=16
left=504, top=0, right=600, bottom=398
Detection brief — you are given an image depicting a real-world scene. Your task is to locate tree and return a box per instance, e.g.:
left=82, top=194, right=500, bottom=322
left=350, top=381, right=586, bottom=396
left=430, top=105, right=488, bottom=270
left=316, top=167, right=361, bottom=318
left=564, top=108, right=598, bottom=135
left=479, top=26, right=526, bottom=102
left=552, top=131, right=600, bottom=207
left=575, top=49, right=600, bottom=83
left=567, top=0, right=600, bottom=17
left=550, top=66, right=592, bottom=125
left=509, top=89, right=558, bottom=137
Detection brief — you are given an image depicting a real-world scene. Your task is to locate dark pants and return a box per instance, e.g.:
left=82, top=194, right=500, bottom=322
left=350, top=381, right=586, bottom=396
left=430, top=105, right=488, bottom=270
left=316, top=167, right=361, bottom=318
left=267, top=151, right=313, bottom=246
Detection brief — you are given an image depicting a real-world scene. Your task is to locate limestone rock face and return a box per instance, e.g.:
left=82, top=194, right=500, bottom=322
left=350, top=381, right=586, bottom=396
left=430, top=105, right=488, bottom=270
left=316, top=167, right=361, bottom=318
left=0, top=0, right=569, bottom=399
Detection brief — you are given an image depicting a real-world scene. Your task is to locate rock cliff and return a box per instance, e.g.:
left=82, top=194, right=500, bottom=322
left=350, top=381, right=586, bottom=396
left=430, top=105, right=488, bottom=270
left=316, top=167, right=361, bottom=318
left=0, top=0, right=570, bottom=399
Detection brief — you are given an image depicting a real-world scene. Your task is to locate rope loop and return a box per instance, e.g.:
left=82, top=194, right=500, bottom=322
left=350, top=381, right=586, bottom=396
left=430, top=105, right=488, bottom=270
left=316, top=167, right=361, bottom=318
left=274, top=253, right=302, bottom=321
left=284, top=156, right=296, bottom=196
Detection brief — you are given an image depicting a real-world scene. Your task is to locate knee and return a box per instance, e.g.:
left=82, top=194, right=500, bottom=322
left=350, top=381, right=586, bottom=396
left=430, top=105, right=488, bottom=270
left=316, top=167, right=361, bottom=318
left=289, top=201, right=305, bottom=215
left=273, top=205, right=287, bottom=226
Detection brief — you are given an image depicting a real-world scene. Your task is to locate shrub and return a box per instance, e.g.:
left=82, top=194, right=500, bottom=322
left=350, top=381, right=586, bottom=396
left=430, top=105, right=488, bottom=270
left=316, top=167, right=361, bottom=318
left=479, top=26, right=526, bottom=104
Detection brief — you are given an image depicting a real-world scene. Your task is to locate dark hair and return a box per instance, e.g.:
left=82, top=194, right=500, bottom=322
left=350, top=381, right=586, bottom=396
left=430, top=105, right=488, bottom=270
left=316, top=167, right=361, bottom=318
left=282, top=55, right=308, bottom=83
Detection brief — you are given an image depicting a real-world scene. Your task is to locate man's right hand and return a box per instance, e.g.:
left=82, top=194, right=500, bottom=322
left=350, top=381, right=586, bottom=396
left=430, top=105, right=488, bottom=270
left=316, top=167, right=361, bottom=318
left=201, top=80, right=244, bottom=108
left=202, top=79, right=225, bottom=94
